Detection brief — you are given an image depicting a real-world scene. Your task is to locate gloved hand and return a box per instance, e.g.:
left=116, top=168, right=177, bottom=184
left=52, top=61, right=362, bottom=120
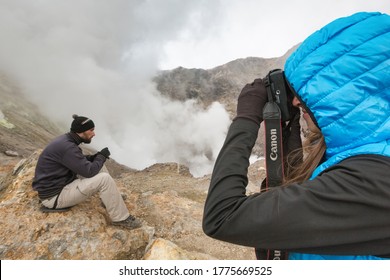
left=98, top=147, right=111, bottom=159
left=233, top=78, right=268, bottom=126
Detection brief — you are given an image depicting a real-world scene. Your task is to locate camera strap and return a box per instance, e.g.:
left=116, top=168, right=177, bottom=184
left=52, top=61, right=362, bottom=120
left=262, top=101, right=284, bottom=187
left=254, top=78, right=288, bottom=260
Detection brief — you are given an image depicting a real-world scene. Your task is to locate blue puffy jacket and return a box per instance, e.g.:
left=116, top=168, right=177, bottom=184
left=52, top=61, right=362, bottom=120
left=284, top=12, right=390, bottom=260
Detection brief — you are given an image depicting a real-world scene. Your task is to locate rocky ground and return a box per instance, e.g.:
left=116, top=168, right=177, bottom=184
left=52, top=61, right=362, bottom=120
left=0, top=56, right=278, bottom=260
left=0, top=73, right=267, bottom=259
left=0, top=147, right=265, bottom=260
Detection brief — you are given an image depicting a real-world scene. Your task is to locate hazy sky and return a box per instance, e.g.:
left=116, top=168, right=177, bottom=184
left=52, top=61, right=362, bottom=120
left=0, top=0, right=388, bottom=176
left=160, top=0, right=390, bottom=69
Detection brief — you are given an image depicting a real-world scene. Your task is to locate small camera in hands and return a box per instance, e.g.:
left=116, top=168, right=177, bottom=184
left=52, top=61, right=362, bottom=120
left=264, top=69, right=295, bottom=122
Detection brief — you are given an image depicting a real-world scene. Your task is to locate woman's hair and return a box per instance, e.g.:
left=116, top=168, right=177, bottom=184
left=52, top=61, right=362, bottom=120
left=283, top=129, right=326, bottom=185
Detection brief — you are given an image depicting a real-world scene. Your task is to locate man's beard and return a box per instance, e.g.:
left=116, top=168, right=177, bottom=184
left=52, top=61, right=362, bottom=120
left=81, top=137, right=92, bottom=144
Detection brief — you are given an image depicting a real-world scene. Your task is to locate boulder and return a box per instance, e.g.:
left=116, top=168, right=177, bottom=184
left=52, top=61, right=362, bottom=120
left=0, top=151, right=256, bottom=260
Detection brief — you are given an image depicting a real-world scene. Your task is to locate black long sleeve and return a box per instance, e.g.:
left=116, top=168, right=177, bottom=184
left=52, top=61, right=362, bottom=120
left=203, top=118, right=390, bottom=256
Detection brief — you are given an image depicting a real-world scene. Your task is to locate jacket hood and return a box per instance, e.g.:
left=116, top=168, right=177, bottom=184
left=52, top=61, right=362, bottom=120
left=284, top=12, right=390, bottom=159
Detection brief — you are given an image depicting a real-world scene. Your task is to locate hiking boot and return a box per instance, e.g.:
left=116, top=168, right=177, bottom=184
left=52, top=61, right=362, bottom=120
left=112, top=215, right=142, bottom=230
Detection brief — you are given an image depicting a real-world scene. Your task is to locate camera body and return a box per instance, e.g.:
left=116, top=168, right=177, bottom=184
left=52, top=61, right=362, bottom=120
left=265, top=69, right=295, bottom=122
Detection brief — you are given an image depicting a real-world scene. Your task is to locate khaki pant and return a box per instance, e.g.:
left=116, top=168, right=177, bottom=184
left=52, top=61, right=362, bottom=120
left=41, top=172, right=130, bottom=222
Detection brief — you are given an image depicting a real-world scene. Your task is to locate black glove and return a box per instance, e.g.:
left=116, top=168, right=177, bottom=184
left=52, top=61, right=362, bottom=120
left=98, top=147, right=111, bottom=159
left=233, top=78, right=268, bottom=126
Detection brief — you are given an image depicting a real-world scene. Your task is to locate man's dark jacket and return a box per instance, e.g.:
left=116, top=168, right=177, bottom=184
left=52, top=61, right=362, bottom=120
left=32, top=132, right=106, bottom=200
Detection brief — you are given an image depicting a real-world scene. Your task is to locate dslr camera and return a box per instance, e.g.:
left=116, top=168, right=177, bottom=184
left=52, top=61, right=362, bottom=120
left=264, top=69, right=295, bottom=122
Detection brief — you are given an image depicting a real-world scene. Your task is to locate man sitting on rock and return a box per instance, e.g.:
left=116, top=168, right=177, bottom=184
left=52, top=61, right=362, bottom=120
left=32, top=114, right=141, bottom=230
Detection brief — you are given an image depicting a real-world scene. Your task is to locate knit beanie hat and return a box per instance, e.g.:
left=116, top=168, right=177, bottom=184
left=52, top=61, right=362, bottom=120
left=70, top=114, right=95, bottom=133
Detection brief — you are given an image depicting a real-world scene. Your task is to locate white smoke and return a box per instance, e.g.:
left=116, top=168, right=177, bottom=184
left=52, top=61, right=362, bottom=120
left=0, top=0, right=231, bottom=176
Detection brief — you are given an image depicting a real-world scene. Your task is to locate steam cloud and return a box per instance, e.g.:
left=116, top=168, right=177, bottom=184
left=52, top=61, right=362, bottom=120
left=0, top=0, right=231, bottom=176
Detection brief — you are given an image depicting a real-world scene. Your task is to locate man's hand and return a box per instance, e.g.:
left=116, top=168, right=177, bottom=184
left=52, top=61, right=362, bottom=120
left=234, top=78, right=268, bottom=126
left=99, top=147, right=111, bottom=159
